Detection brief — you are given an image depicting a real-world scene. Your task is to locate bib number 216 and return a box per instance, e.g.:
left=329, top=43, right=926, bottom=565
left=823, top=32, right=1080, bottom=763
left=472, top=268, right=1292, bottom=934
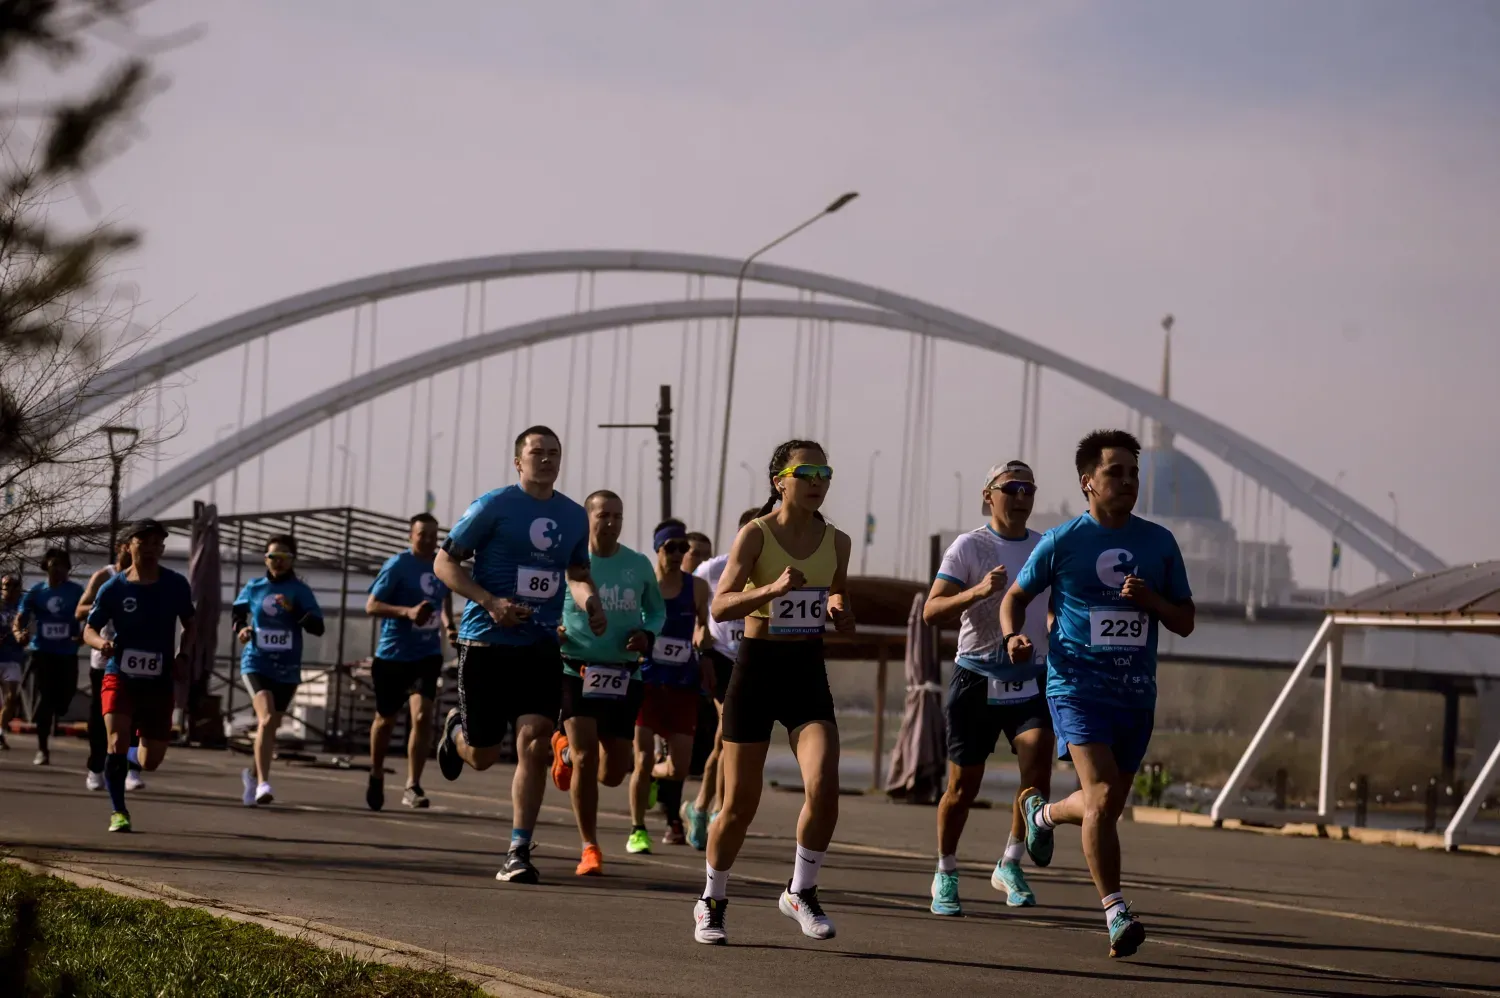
left=769, top=589, right=827, bottom=635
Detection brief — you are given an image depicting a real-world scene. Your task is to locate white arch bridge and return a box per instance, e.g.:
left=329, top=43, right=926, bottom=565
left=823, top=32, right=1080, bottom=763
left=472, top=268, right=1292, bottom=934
left=88, top=250, right=1438, bottom=579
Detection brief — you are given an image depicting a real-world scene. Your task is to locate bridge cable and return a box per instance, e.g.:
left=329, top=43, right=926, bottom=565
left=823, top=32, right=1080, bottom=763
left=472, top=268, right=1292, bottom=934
left=822, top=319, right=835, bottom=454
left=675, top=276, right=690, bottom=515
left=686, top=279, right=705, bottom=524
left=230, top=341, right=250, bottom=514
left=621, top=322, right=634, bottom=519
left=578, top=273, right=594, bottom=491
left=472, top=283, right=487, bottom=503
left=447, top=284, right=472, bottom=524
left=701, top=298, right=722, bottom=530
left=1030, top=363, right=1042, bottom=472
left=790, top=293, right=804, bottom=438
left=604, top=322, right=621, bottom=489
left=364, top=300, right=378, bottom=509
left=894, top=333, right=918, bottom=576
left=1017, top=360, right=1031, bottom=462
left=257, top=334, right=270, bottom=512
left=404, top=380, right=417, bottom=513
left=563, top=273, right=584, bottom=496
left=424, top=371, right=436, bottom=511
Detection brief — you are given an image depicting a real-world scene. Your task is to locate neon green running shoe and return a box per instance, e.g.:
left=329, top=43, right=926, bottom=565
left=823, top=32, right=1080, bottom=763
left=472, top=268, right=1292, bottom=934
left=1108, top=905, right=1145, bottom=958
left=108, top=811, right=132, bottom=833
left=1020, top=788, right=1054, bottom=867
left=647, top=779, right=659, bottom=810
left=626, top=827, right=652, bottom=854
left=990, top=860, right=1036, bottom=906
left=929, top=869, right=962, bottom=916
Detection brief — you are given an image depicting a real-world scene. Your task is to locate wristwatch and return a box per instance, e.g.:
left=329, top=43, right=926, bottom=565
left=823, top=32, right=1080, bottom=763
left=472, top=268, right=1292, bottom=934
left=1002, top=632, right=1021, bottom=644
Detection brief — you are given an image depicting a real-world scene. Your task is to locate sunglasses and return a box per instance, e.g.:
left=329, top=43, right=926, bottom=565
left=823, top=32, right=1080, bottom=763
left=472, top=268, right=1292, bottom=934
left=265, top=552, right=295, bottom=563
left=987, top=481, right=1037, bottom=496
left=776, top=464, right=834, bottom=482
left=661, top=539, right=690, bottom=555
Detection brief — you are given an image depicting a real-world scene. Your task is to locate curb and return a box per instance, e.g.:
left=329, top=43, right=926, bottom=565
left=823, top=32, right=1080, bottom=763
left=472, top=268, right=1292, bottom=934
left=3, top=856, right=611, bottom=998
left=1126, top=805, right=1500, bottom=856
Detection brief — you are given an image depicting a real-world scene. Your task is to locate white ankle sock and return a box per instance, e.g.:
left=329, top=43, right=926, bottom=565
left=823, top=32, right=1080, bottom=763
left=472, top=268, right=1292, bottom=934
left=789, top=844, right=825, bottom=894
left=937, top=853, right=958, bottom=873
left=1002, top=836, right=1025, bottom=864
left=705, top=862, right=729, bottom=901
left=1033, top=802, right=1055, bottom=830
left=1102, top=891, right=1126, bottom=925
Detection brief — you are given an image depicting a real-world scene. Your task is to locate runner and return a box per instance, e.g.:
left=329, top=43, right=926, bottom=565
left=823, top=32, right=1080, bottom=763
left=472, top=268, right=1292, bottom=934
left=83, top=519, right=197, bottom=833
left=365, top=512, right=453, bottom=811
left=14, top=549, right=85, bottom=766
left=551, top=489, right=664, bottom=875
left=924, top=462, right=1054, bottom=916
left=0, top=574, right=24, bottom=753
left=682, top=531, right=713, bottom=575
left=681, top=507, right=760, bottom=849
left=631, top=519, right=712, bottom=851
left=433, top=425, right=605, bottom=885
left=1001, top=429, right=1195, bottom=959
left=76, top=541, right=133, bottom=790
left=232, top=534, right=325, bottom=807
left=694, top=439, right=856, bottom=945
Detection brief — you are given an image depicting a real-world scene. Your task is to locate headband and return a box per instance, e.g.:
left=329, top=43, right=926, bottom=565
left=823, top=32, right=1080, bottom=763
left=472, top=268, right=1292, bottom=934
left=653, top=522, right=687, bottom=551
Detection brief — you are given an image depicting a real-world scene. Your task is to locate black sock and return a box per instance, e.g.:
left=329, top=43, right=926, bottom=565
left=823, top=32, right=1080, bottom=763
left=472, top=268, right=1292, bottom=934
left=105, top=753, right=129, bottom=813
left=659, top=778, right=684, bottom=819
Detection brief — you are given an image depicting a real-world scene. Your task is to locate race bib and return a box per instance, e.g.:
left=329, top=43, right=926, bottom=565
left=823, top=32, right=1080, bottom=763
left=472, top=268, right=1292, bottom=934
left=729, top=625, right=745, bottom=645
left=119, top=648, right=163, bottom=678
left=769, top=588, right=827, bottom=635
left=987, top=676, right=1039, bottom=704
left=582, top=664, right=630, bottom=700
left=255, top=628, right=294, bottom=652
left=1089, top=608, right=1148, bottom=648
left=653, top=637, right=692, bottom=665
left=40, top=622, right=71, bottom=641
left=517, top=566, right=560, bottom=601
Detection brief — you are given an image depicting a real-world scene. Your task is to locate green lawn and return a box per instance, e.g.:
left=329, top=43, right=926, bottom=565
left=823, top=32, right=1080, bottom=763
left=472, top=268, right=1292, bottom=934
left=0, top=863, right=485, bottom=998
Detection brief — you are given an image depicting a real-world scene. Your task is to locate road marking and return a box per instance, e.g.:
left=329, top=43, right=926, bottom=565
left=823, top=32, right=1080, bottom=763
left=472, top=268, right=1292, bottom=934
left=1173, top=889, right=1500, bottom=943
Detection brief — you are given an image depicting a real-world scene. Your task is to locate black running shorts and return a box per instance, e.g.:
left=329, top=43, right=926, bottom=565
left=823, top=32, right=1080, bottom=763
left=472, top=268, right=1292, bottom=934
left=558, top=662, right=646, bottom=742
left=244, top=672, right=298, bottom=713
left=721, top=637, right=836, bottom=743
left=944, top=666, right=1051, bottom=767
left=705, top=648, right=734, bottom=704
left=457, top=641, right=563, bottom=749
left=371, top=654, right=442, bottom=717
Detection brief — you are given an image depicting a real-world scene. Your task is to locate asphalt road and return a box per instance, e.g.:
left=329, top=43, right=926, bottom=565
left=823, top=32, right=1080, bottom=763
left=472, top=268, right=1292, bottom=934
left=3, top=735, right=1498, bottom=998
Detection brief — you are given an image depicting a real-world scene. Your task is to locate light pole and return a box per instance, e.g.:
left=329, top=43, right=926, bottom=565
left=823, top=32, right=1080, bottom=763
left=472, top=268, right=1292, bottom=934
left=711, top=191, right=860, bottom=547
left=209, top=423, right=236, bottom=507
left=1388, top=491, right=1400, bottom=580
left=1325, top=470, right=1346, bottom=605
left=860, top=449, right=881, bottom=576
left=739, top=461, right=755, bottom=508
left=101, top=426, right=139, bottom=554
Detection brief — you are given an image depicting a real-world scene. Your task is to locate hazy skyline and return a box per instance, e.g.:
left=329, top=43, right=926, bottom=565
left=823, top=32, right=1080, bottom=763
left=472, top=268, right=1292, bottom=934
left=21, top=0, right=1500, bottom=587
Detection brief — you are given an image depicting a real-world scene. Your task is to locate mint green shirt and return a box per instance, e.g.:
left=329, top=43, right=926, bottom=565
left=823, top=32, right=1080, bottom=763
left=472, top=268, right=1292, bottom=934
left=560, top=544, right=665, bottom=676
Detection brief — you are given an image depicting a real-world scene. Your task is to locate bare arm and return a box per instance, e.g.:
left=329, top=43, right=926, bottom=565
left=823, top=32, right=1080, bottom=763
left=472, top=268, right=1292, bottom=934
left=365, top=595, right=425, bottom=622
left=435, top=549, right=494, bottom=609
left=691, top=575, right=713, bottom=650
left=1122, top=577, right=1195, bottom=638
left=566, top=562, right=606, bottom=636
left=710, top=524, right=783, bottom=622
left=826, top=530, right=856, bottom=632
left=83, top=624, right=112, bottom=654
left=76, top=568, right=111, bottom=621
left=999, top=582, right=1039, bottom=662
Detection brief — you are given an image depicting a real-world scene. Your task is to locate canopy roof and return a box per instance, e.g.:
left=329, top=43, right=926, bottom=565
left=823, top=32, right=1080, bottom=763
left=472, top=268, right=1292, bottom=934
left=1332, top=561, right=1500, bottom=621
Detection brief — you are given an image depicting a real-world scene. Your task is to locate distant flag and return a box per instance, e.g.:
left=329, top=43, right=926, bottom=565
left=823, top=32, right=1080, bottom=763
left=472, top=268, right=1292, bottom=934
left=1330, top=540, right=1342, bottom=570
left=864, top=512, right=876, bottom=546
left=425, top=489, right=436, bottom=514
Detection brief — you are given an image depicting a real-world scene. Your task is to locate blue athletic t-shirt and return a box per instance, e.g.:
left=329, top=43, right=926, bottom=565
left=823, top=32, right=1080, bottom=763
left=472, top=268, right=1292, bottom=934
left=19, top=580, right=84, bottom=655
left=1016, top=514, right=1191, bottom=709
left=369, top=551, right=449, bottom=661
left=445, top=485, right=589, bottom=647
left=234, top=574, right=323, bottom=683
left=86, top=570, right=195, bottom=682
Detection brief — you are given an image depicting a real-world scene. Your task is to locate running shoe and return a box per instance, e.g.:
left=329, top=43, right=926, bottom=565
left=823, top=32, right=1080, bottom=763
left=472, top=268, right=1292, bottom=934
left=33, top=750, right=49, bottom=766
left=693, top=897, right=728, bottom=945
left=366, top=774, right=384, bottom=811
left=437, top=708, right=463, bottom=782
left=108, top=811, right=132, bottom=833
left=550, top=729, right=572, bottom=792
left=680, top=800, right=709, bottom=850
left=255, top=781, right=274, bottom=806
left=402, top=784, right=430, bottom=809
left=125, top=769, right=146, bottom=792
left=663, top=819, right=687, bottom=846
left=496, top=843, right=540, bottom=884
left=647, top=779, right=658, bottom=810
left=1019, top=787, right=1054, bottom=868
left=241, top=768, right=257, bottom=807
left=0, top=733, right=9, bottom=749
left=576, top=844, right=603, bottom=877
left=626, top=826, right=652, bottom=854
left=85, top=770, right=105, bottom=791
left=990, top=860, right=1036, bottom=907
left=779, top=882, right=836, bottom=939
left=1108, top=906, right=1145, bottom=959
left=930, top=869, right=962, bottom=916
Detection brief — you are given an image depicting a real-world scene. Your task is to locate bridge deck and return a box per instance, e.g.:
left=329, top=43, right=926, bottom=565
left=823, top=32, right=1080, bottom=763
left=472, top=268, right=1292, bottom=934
left=5, top=737, right=1498, bottom=998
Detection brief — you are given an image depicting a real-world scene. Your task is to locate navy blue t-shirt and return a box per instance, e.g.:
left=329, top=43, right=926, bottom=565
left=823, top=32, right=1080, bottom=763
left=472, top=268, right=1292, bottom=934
left=86, top=569, right=195, bottom=682
left=19, top=581, right=84, bottom=655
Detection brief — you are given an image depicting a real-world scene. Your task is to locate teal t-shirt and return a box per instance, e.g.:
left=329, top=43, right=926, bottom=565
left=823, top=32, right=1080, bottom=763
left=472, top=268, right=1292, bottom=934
left=559, top=544, right=665, bottom=676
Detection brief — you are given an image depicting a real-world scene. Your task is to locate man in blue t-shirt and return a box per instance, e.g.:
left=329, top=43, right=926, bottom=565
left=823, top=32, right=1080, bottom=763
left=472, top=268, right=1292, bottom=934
left=15, top=548, right=85, bottom=766
left=232, top=534, right=324, bottom=807
left=364, top=512, right=454, bottom=812
left=434, top=424, right=605, bottom=885
left=1001, top=429, right=1194, bottom=960
left=0, top=573, right=25, bottom=753
left=84, top=519, right=197, bottom=833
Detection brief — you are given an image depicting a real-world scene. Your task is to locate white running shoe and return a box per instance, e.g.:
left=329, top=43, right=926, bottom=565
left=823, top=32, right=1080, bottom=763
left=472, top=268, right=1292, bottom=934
left=125, top=770, right=146, bottom=792
left=255, top=781, right=274, bottom=805
left=241, top=768, right=257, bottom=806
left=693, top=897, right=728, bottom=945
left=779, top=883, right=836, bottom=940
left=86, top=770, right=105, bottom=791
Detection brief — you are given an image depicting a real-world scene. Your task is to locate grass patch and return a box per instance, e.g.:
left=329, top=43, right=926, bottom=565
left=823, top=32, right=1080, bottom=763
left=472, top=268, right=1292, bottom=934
left=0, top=863, right=485, bottom=998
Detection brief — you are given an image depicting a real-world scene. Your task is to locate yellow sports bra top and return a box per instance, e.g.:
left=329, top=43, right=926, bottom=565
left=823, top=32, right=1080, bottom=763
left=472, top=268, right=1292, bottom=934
left=746, top=517, right=837, bottom=618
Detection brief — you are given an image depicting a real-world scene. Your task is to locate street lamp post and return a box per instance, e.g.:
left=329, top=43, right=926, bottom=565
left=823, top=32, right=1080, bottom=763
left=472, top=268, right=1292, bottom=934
left=860, top=449, right=881, bottom=576
left=711, top=191, right=859, bottom=547
left=1325, top=470, right=1346, bottom=605
left=101, top=426, right=140, bottom=554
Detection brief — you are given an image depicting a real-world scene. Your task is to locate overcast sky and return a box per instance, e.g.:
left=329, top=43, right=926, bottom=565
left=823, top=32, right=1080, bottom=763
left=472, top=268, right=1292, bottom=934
left=23, top=0, right=1500, bottom=587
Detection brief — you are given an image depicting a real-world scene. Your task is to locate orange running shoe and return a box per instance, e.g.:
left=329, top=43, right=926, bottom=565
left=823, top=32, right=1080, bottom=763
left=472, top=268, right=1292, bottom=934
left=550, top=729, right=572, bottom=792
left=576, top=843, right=603, bottom=876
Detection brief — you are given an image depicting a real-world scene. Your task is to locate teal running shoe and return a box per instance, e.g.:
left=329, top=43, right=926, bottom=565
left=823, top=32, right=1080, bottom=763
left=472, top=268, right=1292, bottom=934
left=930, top=869, right=962, bottom=916
left=681, top=800, right=709, bottom=850
left=1020, top=788, right=1054, bottom=868
left=989, top=860, right=1036, bottom=907
left=1108, top=906, right=1145, bottom=958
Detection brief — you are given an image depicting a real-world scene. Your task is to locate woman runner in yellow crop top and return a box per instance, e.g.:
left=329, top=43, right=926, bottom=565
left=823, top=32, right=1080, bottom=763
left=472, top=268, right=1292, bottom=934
left=692, top=438, right=855, bottom=946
